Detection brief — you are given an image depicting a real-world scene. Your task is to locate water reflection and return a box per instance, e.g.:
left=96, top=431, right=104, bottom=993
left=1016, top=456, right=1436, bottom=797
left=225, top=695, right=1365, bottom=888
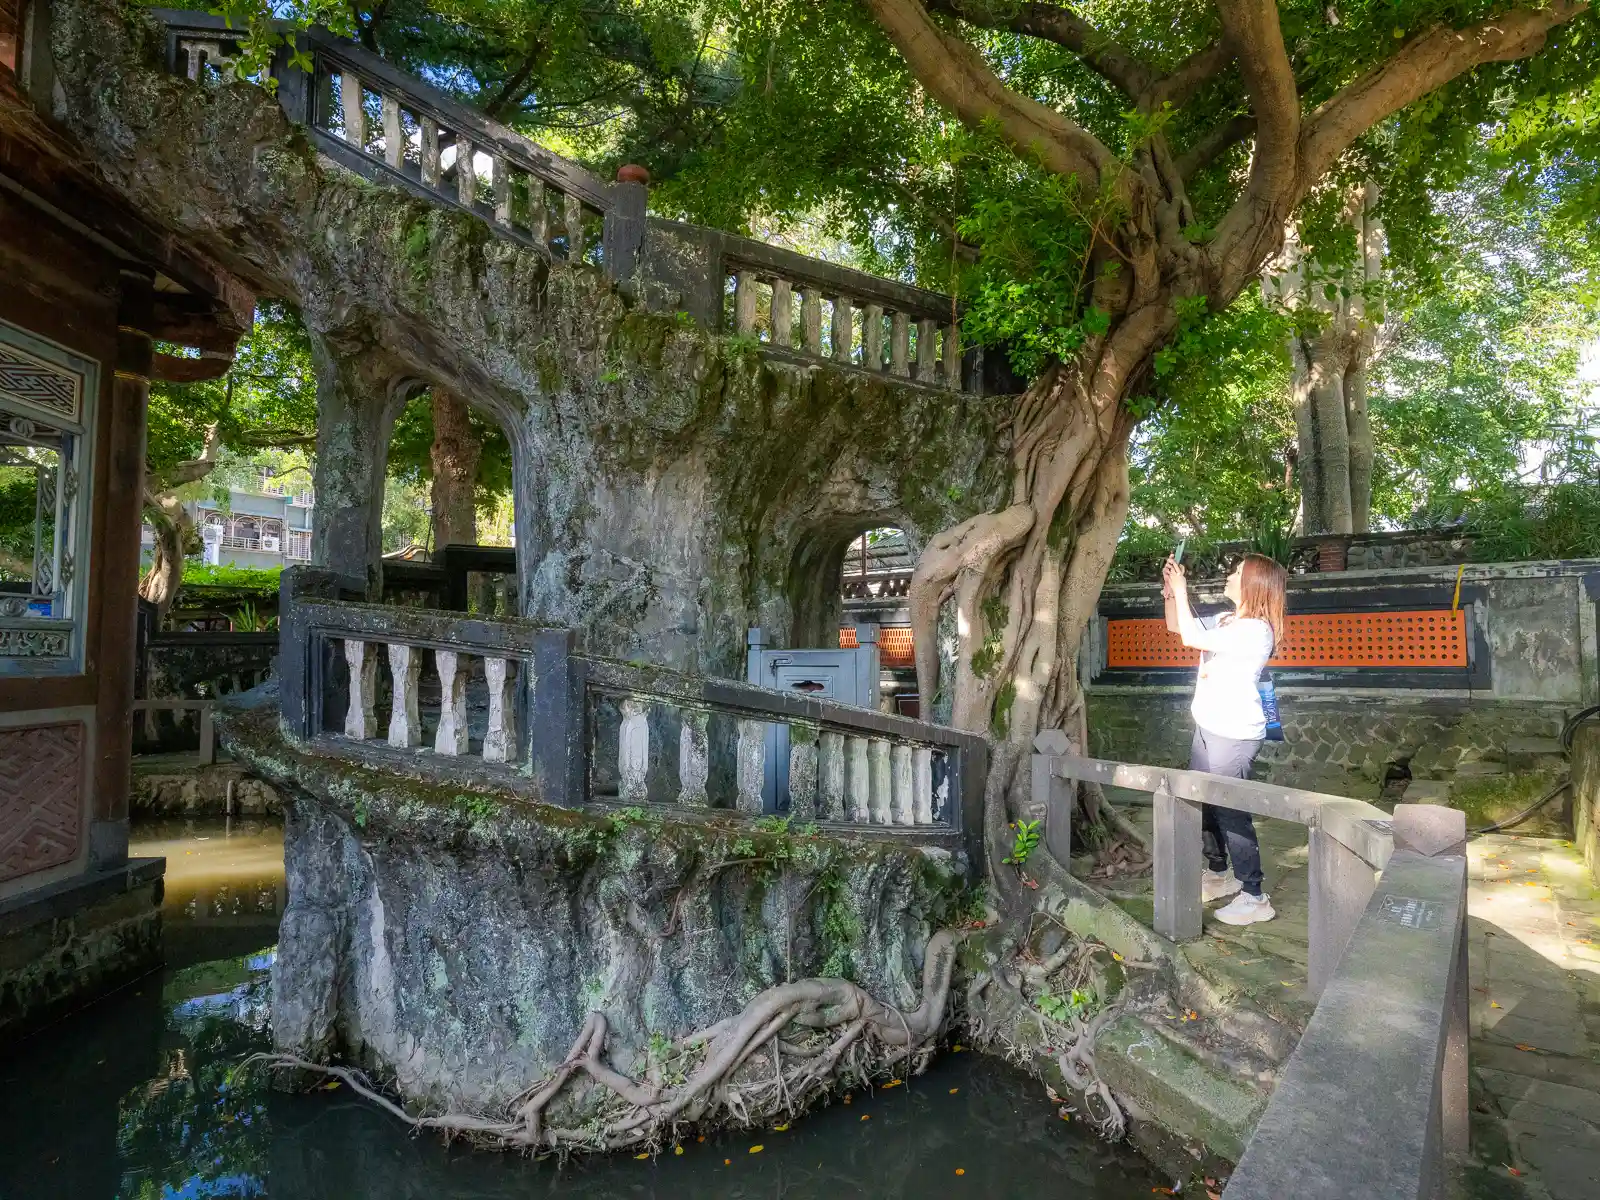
left=0, top=818, right=1166, bottom=1199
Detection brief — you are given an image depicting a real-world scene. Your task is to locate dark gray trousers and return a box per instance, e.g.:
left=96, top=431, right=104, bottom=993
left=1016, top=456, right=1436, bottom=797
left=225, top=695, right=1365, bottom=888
left=1190, top=726, right=1265, bottom=896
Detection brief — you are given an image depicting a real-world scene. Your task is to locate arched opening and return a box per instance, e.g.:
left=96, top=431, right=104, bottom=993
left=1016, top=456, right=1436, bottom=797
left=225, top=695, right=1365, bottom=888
left=784, top=523, right=920, bottom=717
left=840, top=527, right=919, bottom=717
left=380, top=383, right=523, bottom=617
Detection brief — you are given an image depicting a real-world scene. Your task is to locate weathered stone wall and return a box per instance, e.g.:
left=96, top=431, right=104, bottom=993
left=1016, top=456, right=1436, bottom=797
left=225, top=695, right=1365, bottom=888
left=1088, top=691, right=1568, bottom=800
left=0, top=867, right=163, bottom=1042
left=1574, top=724, right=1600, bottom=886
left=223, top=703, right=968, bottom=1120
left=131, top=760, right=283, bottom=817
left=46, top=0, right=1012, bottom=679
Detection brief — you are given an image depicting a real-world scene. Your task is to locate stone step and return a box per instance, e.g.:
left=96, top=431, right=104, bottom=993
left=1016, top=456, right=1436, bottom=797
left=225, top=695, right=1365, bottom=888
left=1402, top=779, right=1452, bottom=805
left=1452, top=761, right=1507, bottom=779
left=1504, top=736, right=1570, bottom=775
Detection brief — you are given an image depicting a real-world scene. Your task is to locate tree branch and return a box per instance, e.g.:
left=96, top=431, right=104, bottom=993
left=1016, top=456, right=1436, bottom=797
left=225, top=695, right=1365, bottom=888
left=1148, top=38, right=1233, bottom=110
left=928, top=0, right=1153, bottom=98
left=1175, top=112, right=1255, bottom=179
left=1298, top=1, right=1590, bottom=187
left=1216, top=0, right=1299, bottom=213
left=864, top=0, right=1116, bottom=184
left=930, top=1, right=1231, bottom=111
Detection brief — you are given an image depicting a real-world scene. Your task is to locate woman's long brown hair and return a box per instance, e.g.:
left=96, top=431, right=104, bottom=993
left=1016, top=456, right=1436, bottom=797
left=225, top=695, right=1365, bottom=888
left=1238, top=554, right=1288, bottom=649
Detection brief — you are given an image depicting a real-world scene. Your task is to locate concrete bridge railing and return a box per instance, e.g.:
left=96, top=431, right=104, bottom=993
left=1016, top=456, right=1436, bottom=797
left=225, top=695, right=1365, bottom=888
left=149, top=10, right=989, bottom=394
left=279, top=590, right=985, bottom=863
left=1035, top=746, right=1469, bottom=1199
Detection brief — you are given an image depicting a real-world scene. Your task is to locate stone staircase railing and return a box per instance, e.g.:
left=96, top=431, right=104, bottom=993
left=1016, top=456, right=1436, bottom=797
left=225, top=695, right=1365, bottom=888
left=278, top=588, right=985, bottom=863
left=1033, top=744, right=1470, bottom=1198
left=150, top=10, right=990, bottom=394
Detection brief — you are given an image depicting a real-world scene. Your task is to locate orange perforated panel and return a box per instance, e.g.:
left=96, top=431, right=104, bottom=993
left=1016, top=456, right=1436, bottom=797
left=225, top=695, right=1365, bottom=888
left=840, top=626, right=916, bottom=668
left=1106, top=610, right=1469, bottom=670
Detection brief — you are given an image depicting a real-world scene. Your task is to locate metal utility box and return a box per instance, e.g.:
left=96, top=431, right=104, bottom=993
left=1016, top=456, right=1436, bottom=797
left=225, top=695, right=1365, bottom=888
left=745, top=626, right=881, bottom=813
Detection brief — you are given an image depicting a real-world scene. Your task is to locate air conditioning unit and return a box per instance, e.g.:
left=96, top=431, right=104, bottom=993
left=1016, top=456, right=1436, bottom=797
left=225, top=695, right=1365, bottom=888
left=261, top=535, right=281, bottom=553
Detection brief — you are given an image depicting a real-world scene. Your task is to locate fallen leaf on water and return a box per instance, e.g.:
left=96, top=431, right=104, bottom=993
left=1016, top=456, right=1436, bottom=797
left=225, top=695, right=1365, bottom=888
left=1280, top=980, right=1295, bottom=987
left=773, top=1123, right=789, bottom=1131
left=1490, top=1002, right=1502, bottom=1009
left=634, top=1153, right=649, bottom=1160
left=860, top=1115, right=870, bottom=1122
left=1153, top=1189, right=1176, bottom=1196
left=697, top=1136, right=705, bottom=1142
left=949, top=1088, right=960, bottom=1094
left=674, top=1146, right=684, bottom=1156
left=883, top=1079, right=903, bottom=1089
left=749, top=1145, right=763, bottom=1154
left=952, top=1044, right=966, bottom=1052
left=321, top=1081, right=341, bottom=1091
left=1506, top=1166, right=1522, bottom=1177
left=1515, top=1044, right=1537, bottom=1052
left=1111, top=950, right=1124, bottom=962
left=955, top=1168, right=965, bottom=1176
left=724, top=1158, right=731, bottom=1165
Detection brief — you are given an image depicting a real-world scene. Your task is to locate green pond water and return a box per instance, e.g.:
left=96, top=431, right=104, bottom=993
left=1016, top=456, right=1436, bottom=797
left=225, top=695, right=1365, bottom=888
left=0, top=817, right=1168, bottom=1199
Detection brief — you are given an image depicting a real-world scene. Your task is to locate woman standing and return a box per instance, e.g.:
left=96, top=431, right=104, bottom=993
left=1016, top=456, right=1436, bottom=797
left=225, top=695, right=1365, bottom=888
left=1161, top=553, right=1289, bottom=926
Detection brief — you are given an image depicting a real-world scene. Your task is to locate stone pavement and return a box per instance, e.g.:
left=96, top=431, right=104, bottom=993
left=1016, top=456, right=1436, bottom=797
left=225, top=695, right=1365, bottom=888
left=1086, top=803, right=1600, bottom=1198
left=1460, top=833, right=1600, bottom=1200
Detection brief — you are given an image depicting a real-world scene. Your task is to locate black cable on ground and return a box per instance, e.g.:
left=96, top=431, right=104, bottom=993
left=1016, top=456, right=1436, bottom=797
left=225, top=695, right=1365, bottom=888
left=1467, top=705, right=1600, bottom=837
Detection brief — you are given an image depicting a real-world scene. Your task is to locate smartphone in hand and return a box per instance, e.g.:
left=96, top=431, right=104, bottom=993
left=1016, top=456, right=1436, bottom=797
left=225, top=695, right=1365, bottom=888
left=1173, top=538, right=1186, bottom=565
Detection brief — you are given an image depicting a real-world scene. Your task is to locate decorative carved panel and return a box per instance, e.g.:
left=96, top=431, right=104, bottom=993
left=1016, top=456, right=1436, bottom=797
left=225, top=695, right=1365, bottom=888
left=0, top=722, right=84, bottom=883
left=1106, top=610, right=1470, bottom=670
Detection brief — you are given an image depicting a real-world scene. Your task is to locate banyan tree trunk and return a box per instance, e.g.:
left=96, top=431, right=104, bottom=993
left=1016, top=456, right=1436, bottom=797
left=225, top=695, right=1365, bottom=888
left=429, top=387, right=481, bottom=552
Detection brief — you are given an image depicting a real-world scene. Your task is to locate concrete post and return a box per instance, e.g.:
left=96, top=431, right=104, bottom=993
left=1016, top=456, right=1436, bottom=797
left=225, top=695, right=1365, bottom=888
left=1308, top=825, right=1378, bottom=1000
left=1032, top=731, right=1074, bottom=866
left=307, top=332, right=403, bottom=590
left=1153, top=777, right=1203, bottom=941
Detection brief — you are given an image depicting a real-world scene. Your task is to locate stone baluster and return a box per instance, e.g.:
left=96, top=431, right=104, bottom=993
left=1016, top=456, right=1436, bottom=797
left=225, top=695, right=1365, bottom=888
left=678, top=708, right=710, bottom=806
left=891, top=744, right=914, bottom=825
left=845, top=736, right=870, bottom=823
left=619, top=697, right=649, bottom=802
left=386, top=643, right=421, bottom=748
left=770, top=279, right=793, bottom=346
left=863, top=303, right=884, bottom=371
left=916, top=318, right=938, bottom=382
left=382, top=95, right=403, bottom=169
left=788, top=723, right=819, bottom=821
left=736, top=719, right=766, bottom=815
left=801, top=289, right=823, bottom=356
left=340, top=72, right=365, bottom=147
left=942, top=323, right=962, bottom=390
left=492, top=156, right=513, bottom=227
left=734, top=271, right=758, bottom=334
left=456, top=138, right=477, bottom=208
left=868, top=739, right=893, bottom=823
left=818, top=731, right=846, bottom=820
left=913, top=747, right=934, bottom=824
left=831, top=297, right=854, bottom=363
left=434, top=649, right=469, bottom=755
left=421, top=118, right=441, bottom=188
left=528, top=178, right=549, bottom=245
left=889, top=312, right=910, bottom=377
left=483, top=657, right=517, bottom=763
left=564, top=193, right=585, bottom=260
left=343, top=639, right=376, bottom=740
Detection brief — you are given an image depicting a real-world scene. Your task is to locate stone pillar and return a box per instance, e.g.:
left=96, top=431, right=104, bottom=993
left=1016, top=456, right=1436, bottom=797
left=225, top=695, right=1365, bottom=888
left=386, top=643, right=421, bottom=748
left=619, top=697, right=650, bottom=802
left=678, top=708, right=710, bottom=806
left=736, top=718, right=765, bottom=814
left=482, top=656, right=516, bottom=763
left=307, top=331, right=400, bottom=589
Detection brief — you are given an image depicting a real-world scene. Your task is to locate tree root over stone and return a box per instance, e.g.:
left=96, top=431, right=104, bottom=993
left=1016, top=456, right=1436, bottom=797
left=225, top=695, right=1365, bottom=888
left=246, top=928, right=963, bottom=1155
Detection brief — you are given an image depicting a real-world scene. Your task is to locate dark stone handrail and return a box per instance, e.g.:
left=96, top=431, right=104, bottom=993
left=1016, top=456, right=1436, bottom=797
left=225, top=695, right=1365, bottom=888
left=277, top=587, right=985, bottom=865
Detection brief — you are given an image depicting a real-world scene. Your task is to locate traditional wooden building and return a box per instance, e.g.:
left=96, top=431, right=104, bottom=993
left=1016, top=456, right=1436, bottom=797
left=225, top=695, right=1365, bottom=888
left=0, top=0, right=251, bottom=1038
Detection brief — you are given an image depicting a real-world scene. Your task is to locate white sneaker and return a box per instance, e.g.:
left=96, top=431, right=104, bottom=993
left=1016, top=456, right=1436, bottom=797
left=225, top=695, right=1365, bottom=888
left=1213, top=892, right=1275, bottom=926
left=1201, top=868, right=1243, bottom=904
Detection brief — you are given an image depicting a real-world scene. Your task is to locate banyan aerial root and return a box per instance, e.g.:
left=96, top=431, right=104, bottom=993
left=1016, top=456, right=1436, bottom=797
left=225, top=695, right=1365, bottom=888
left=244, top=928, right=963, bottom=1154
